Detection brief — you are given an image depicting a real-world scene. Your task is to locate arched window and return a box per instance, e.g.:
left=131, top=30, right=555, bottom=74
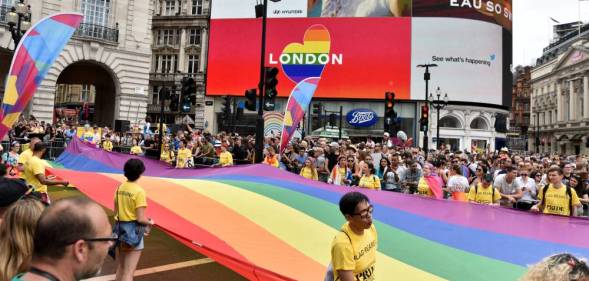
left=439, top=116, right=461, bottom=128
left=470, top=117, right=488, bottom=130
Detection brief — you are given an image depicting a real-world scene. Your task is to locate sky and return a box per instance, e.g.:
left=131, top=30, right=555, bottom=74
left=514, top=0, right=589, bottom=67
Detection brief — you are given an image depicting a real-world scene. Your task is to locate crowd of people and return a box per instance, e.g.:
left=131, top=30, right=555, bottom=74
left=2, top=115, right=589, bottom=280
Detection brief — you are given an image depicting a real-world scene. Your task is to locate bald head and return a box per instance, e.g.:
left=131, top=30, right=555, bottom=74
left=33, top=197, right=108, bottom=260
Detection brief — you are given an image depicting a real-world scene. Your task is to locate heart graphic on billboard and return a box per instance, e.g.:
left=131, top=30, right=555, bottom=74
left=280, top=24, right=331, bottom=84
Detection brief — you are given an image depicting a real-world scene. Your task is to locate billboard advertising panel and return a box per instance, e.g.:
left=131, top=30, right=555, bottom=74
left=207, top=18, right=412, bottom=100
left=207, top=0, right=512, bottom=106
left=411, top=18, right=503, bottom=104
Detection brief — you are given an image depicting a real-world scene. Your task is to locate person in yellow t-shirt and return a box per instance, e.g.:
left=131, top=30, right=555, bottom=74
left=531, top=167, right=582, bottom=216
left=468, top=174, right=501, bottom=206
left=17, top=137, right=40, bottom=178
left=176, top=140, right=193, bottom=168
left=130, top=139, right=143, bottom=155
left=113, top=158, right=155, bottom=281
left=102, top=134, right=113, bottom=152
left=300, top=158, right=318, bottom=180
left=23, top=142, right=69, bottom=204
left=358, top=163, right=381, bottom=190
left=218, top=145, right=233, bottom=167
left=330, top=192, right=377, bottom=281
left=160, top=143, right=175, bottom=165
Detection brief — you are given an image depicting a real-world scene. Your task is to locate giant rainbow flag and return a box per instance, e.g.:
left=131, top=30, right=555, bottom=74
left=0, top=13, right=83, bottom=139
left=48, top=139, right=589, bottom=281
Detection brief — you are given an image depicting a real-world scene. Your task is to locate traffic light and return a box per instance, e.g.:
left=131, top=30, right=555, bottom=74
left=221, top=96, right=232, bottom=119
left=328, top=113, right=337, bottom=127
left=312, top=103, right=323, bottom=115
left=384, top=92, right=397, bottom=133
left=420, top=104, right=429, bottom=132
left=169, top=92, right=179, bottom=112
left=263, top=67, right=279, bottom=111
left=244, top=89, right=257, bottom=111
left=180, top=77, right=196, bottom=112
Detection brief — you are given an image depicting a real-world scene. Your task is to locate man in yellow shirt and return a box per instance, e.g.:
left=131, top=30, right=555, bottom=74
left=176, top=140, right=193, bottom=168
left=218, top=145, right=233, bottom=167
left=468, top=174, right=501, bottom=205
left=531, top=167, right=582, bottom=216
left=330, top=192, right=377, bottom=281
left=24, top=142, right=69, bottom=203
left=17, top=137, right=40, bottom=178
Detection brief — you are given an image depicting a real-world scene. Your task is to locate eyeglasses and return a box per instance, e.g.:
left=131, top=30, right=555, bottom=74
left=352, top=205, right=374, bottom=218
left=81, top=233, right=119, bottom=244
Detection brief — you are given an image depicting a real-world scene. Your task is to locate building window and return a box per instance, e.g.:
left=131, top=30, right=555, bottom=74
left=0, top=0, right=14, bottom=6
left=81, top=0, right=111, bottom=26
left=439, top=116, right=461, bottom=129
left=156, top=54, right=178, bottom=73
left=164, top=0, right=176, bottom=16
left=157, top=29, right=179, bottom=46
left=188, top=28, right=201, bottom=45
left=470, top=117, right=488, bottom=130
left=192, top=0, right=203, bottom=15
left=152, top=86, right=159, bottom=105
left=187, top=54, right=200, bottom=74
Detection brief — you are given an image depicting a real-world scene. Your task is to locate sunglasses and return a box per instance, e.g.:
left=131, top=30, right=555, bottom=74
left=80, top=233, right=119, bottom=244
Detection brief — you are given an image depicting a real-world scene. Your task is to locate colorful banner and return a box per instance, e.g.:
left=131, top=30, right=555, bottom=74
left=206, top=17, right=412, bottom=100
left=48, top=138, right=589, bottom=281
left=413, top=0, right=512, bottom=31
left=263, top=111, right=284, bottom=137
left=0, top=13, right=83, bottom=139
left=279, top=24, right=330, bottom=152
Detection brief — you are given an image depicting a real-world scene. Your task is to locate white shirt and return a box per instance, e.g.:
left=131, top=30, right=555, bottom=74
left=515, top=176, right=538, bottom=202
left=446, top=175, right=469, bottom=192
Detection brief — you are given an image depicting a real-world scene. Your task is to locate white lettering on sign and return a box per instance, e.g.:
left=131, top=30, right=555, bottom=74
left=350, top=112, right=375, bottom=124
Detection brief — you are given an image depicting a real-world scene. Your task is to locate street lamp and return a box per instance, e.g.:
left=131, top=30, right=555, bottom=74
left=417, top=63, right=437, bottom=158
left=429, top=87, right=448, bottom=151
left=6, top=0, right=31, bottom=47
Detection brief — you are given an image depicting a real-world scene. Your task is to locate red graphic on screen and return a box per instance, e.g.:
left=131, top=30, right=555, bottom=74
left=207, top=17, right=411, bottom=100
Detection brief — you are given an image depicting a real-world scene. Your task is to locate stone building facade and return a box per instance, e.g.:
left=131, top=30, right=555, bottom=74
left=530, top=38, right=589, bottom=155
left=0, top=0, right=152, bottom=127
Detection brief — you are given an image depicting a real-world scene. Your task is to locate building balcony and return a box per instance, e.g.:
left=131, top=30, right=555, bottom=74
left=149, top=72, right=205, bottom=83
left=73, top=23, right=119, bottom=44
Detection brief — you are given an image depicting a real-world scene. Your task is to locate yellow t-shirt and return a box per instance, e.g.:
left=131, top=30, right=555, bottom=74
left=538, top=184, right=581, bottom=216
left=468, top=183, right=501, bottom=205
left=102, top=140, right=113, bottom=152
left=18, top=149, right=33, bottom=165
left=331, top=222, right=377, bottom=281
left=160, top=150, right=175, bottom=164
left=24, top=155, right=47, bottom=193
left=115, top=181, right=148, bottom=222
left=219, top=151, right=233, bottom=166
left=300, top=167, right=318, bottom=180
left=359, top=175, right=381, bottom=190
left=416, top=178, right=433, bottom=197
left=130, top=145, right=142, bottom=155
left=176, top=148, right=193, bottom=168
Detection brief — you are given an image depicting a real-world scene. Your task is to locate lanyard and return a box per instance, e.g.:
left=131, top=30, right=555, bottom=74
left=29, top=267, right=61, bottom=281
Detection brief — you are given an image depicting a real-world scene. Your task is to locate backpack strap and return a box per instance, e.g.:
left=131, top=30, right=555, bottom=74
left=541, top=185, right=549, bottom=210
left=566, top=186, right=573, bottom=216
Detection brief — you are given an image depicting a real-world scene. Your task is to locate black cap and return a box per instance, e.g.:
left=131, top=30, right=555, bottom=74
left=0, top=178, right=29, bottom=207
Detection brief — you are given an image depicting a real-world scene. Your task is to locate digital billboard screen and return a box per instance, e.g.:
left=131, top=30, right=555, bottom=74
left=207, top=0, right=512, bottom=106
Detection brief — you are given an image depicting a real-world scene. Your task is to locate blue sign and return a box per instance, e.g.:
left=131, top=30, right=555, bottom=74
left=346, top=109, right=378, bottom=127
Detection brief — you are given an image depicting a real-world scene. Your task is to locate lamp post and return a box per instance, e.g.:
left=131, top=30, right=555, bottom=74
left=429, top=87, right=448, bottom=150
left=254, top=0, right=280, bottom=163
left=417, top=63, right=437, bottom=158
left=6, top=0, right=31, bottom=47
